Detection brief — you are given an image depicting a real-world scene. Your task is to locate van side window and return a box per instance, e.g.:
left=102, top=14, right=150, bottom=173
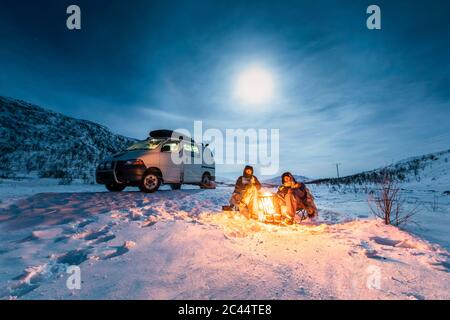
left=183, top=143, right=200, bottom=158
left=161, top=141, right=180, bottom=153
left=183, top=143, right=197, bottom=153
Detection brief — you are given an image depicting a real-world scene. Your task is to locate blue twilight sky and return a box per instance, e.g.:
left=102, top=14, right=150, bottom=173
left=0, top=0, right=449, bottom=178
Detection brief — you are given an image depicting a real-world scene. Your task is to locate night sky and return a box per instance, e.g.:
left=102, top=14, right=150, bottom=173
left=1, top=0, right=449, bottom=178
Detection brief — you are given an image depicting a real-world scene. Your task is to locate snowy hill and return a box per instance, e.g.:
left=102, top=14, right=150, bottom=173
left=263, top=174, right=310, bottom=186
left=0, top=96, right=136, bottom=183
left=311, top=149, right=450, bottom=192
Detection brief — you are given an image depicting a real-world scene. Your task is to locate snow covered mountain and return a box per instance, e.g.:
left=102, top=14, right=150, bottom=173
left=263, top=174, right=311, bottom=186
left=311, top=149, right=450, bottom=192
left=0, top=96, right=136, bottom=183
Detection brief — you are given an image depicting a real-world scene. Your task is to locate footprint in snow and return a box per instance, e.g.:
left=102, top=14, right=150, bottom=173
left=56, top=248, right=92, bottom=265
left=7, top=255, right=82, bottom=299
left=72, top=226, right=110, bottom=241
left=15, top=228, right=64, bottom=244
left=370, top=236, right=425, bottom=251
left=83, top=227, right=110, bottom=241
left=358, top=240, right=386, bottom=260
left=7, top=269, right=57, bottom=298
left=370, top=236, right=401, bottom=247
left=365, top=250, right=385, bottom=260
left=4, top=245, right=95, bottom=299
left=92, top=234, right=116, bottom=244
left=54, top=234, right=73, bottom=243
left=101, top=241, right=136, bottom=260
left=14, top=233, right=39, bottom=244
left=77, top=218, right=97, bottom=228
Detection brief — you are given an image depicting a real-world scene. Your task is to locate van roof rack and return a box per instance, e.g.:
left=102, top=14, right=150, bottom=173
left=149, top=129, right=195, bottom=143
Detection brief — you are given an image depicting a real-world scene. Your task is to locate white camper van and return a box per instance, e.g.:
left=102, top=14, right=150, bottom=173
left=96, top=130, right=215, bottom=193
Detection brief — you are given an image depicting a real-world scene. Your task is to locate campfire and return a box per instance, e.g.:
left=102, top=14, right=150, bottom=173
left=222, top=190, right=296, bottom=226
left=254, top=191, right=283, bottom=225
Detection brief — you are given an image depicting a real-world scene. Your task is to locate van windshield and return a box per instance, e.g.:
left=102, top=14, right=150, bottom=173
left=126, top=138, right=165, bottom=151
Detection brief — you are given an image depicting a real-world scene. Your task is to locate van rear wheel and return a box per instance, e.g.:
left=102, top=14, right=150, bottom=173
left=139, top=171, right=161, bottom=193
left=105, top=183, right=126, bottom=192
left=200, top=173, right=216, bottom=189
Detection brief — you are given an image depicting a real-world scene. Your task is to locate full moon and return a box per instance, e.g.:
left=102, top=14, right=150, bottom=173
left=234, top=67, right=274, bottom=104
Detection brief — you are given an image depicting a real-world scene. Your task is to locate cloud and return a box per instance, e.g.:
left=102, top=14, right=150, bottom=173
left=0, top=0, right=449, bottom=178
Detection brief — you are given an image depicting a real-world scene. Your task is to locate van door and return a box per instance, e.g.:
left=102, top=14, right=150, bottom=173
left=182, top=142, right=202, bottom=183
left=159, top=140, right=182, bottom=183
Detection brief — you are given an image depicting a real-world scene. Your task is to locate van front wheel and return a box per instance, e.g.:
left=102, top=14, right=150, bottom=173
left=139, top=171, right=161, bottom=193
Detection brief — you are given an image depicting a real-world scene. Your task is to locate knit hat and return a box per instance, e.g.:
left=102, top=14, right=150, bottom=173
left=243, top=165, right=254, bottom=178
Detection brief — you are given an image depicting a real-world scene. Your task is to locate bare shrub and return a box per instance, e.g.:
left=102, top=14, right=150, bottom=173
left=368, top=173, right=419, bottom=226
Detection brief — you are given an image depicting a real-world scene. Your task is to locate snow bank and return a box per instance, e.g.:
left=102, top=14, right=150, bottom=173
left=0, top=185, right=448, bottom=300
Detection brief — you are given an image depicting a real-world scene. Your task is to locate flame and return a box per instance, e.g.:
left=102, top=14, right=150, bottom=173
left=259, top=196, right=276, bottom=215
left=257, top=191, right=278, bottom=223
left=260, top=191, right=275, bottom=197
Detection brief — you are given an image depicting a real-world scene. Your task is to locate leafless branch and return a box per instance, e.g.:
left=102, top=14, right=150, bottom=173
left=367, top=172, right=419, bottom=226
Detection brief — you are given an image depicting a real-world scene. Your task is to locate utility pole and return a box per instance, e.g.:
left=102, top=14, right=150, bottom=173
left=336, top=163, right=341, bottom=178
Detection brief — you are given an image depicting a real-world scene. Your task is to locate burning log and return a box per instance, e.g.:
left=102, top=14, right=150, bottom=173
left=255, top=192, right=291, bottom=225
left=222, top=190, right=295, bottom=226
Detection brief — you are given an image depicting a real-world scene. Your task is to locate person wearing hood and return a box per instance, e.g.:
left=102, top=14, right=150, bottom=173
left=276, top=172, right=318, bottom=223
left=229, top=165, right=262, bottom=217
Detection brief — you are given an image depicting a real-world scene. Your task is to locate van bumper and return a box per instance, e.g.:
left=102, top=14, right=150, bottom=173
left=96, top=161, right=146, bottom=185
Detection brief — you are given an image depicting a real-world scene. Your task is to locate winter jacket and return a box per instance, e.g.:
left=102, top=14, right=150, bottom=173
left=276, top=172, right=308, bottom=201
left=232, top=165, right=262, bottom=195
left=277, top=172, right=318, bottom=217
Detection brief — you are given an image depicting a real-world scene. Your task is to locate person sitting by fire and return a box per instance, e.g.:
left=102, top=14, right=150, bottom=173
left=229, top=165, right=262, bottom=217
left=276, top=172, right=318, bottom=223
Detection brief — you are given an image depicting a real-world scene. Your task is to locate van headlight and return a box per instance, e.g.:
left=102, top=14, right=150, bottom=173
left=98, top=162, right=112, bottom=170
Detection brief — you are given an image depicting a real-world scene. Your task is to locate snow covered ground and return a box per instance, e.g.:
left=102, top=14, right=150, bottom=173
left=0, top=179, right=449, bottom=300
